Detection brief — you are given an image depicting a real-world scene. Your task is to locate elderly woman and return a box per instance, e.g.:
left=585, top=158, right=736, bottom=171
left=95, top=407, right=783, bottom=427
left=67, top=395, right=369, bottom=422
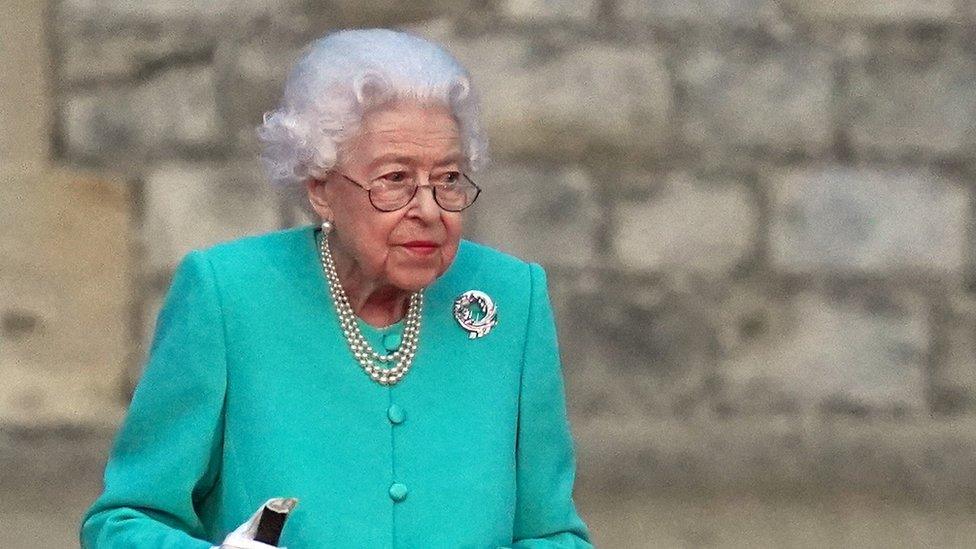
left=81, top=29, right=592, bottom=548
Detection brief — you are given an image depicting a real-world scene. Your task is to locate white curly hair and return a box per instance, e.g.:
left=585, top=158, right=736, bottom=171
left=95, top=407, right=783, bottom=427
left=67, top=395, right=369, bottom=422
left=256, top=28, right=489, bottom=190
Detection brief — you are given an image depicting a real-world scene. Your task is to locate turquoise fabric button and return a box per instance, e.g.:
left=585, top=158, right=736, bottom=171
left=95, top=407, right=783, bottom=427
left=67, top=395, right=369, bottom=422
left=389, top=482, right=408, bottom=502
left=387, top=404, right=405, bottom=425
left=382, top=332, right=402, bottom=352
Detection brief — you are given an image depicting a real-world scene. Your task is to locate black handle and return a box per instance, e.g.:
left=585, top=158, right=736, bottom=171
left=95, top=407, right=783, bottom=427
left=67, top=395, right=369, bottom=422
left=252, top=498, right=298, bottom=546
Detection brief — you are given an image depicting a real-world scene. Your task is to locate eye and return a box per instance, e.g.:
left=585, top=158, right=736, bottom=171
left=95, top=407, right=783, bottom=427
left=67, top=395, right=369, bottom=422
left=437, top=171, right=461, bottom=185
left=381, top=171, right=408, bottom=183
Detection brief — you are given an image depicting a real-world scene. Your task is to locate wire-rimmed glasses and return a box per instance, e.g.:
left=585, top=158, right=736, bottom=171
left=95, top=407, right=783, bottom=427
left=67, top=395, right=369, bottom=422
left=333, top=171, right=481, bottom=212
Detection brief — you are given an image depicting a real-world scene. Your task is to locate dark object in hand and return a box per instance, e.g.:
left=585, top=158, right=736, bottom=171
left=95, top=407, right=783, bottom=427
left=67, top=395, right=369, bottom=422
left=253, top=498, right=299, bottom=546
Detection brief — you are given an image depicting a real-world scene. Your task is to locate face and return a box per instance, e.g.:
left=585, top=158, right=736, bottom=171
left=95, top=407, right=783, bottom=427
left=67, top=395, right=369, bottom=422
left=306, top=101, right=465, bottom=293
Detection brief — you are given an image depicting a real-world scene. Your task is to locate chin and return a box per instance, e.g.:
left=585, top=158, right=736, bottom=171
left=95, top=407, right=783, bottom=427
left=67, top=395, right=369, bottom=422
left=390, top=266, right=445, bottom=292
left=394, top=276, right=438, bottom=292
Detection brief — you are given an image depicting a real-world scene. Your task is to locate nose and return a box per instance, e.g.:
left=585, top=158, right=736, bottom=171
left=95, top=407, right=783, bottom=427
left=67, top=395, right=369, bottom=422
left=407, top=177, right=441, bottom=220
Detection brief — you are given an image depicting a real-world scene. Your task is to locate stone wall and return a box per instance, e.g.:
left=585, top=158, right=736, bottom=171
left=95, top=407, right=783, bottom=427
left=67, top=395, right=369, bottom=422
left=1, top=0, right=133, bottom=429
left=51, top=0, right=976, bottom=498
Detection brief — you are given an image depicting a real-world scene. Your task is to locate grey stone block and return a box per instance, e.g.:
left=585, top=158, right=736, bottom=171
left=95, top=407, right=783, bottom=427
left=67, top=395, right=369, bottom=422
left=0, top=169, right=134, bottom=425
left=63, top=65, right=222, bottom=165
left=960, top=0, right=976, bottom=22
left=778, top=0, right=958, bottom=25
left=500, top=0, right=601, bottom=22
left=769, top=167, right=968, bottom=274
left=846, top=34, right=976, bottom=160
left=3, top=0, right=53, bottom=170
left=412, top=23, right=674, bottom=162
left=617, top=0, right=784, bottom=29
left=213, top=28, right=309, bottom=153
left=141, top=159, right=281, bottom=273
left=58, top=0, right=302, bottom=23
left=718, top=287, right=929, bottom=414
left=327, top=0, right=468, bottom=26
left=133, top=284, right=166, bottom=394
left=676, top=42, right=834, bottom=159
left=277, top=182, right=318, bottom=228
left=576, top=415, right=976, bottom=500
left=468, top=164, right=600, bottom=267
left=930, top=294, right=976, bottom=414
left=55, top=0, right=313, bottom=83
left=57, top=19, right=215, bottom=84
left=709, top=280, right=799, bottom=415
left=614, top=172, right=757, bottom=276
left=209, top=1, right=336, bottom=156
left=548, top=269, right=721, bottom=418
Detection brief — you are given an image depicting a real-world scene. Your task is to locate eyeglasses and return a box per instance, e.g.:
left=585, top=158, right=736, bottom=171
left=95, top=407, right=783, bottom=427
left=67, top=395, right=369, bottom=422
left=333, top=171, right=481, bottom=213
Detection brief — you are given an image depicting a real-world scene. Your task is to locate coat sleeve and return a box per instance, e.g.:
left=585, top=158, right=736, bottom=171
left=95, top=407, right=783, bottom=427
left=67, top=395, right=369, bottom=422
left=81, top=250, right=227, bottom=548
left=509, top=263, right=594, bottom=548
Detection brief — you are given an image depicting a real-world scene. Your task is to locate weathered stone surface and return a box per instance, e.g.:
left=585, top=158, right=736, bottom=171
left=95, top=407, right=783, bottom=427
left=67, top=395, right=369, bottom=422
left=31, top=0, right=976, bottom=510
left=412, top=22, right=674, bottom=162
left=278, top=182, right=317, bottom=228
left=141, top=159, right=281, bottom=273
left=0, top=0, right=49, bottom=169
left=55, top=0, right=315, bottom=83
left=501, top=0, right=600, bottom=22
left=132, top=284, right=166, bottom=395
left=326, top=0, right=468, bottom=26
left=57, top=21, right=215, bottom=85
left=930, top=295, right=976, bottom=414
left=468, top=164, right=600, bottom=267
left=0, top=426, right=116, bottom=547
left=61, top=0, right=247, bottom=19
left=617, top=0, right=783, bottom=28
left=960, top=0, right=976, bottom=22
left=58, top=0, right=306, bottom=23
left=213, top=21, right=313, bottom=154
left=0, top=168, right=132, bottom=426
left=936, top=317, right=976, bottom=414
left=63, top=65, right=222, bottom=165
left=549, top=270, right=720, bottom=418
left=615, top=173, right=756, bottom=275
left=778, top=0, right=957, bottom=25
left=769, top=167, right=968, bottom=274
left=846, top=36, right=976, bottom=160
left=676, top=43, right=834, bottom=158
left=18, top=425, right=976, bottom=549
left=577, top=415, right=976, bottom=500
left=709, top=281, right=797, bottom=414
left=718, top=288, right=929, bottom=414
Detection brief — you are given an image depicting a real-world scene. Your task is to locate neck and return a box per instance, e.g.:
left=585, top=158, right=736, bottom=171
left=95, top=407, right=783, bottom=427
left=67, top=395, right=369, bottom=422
left=328, top=236, right=412, bottom=328
left=346, top=281, right=411, bottom=328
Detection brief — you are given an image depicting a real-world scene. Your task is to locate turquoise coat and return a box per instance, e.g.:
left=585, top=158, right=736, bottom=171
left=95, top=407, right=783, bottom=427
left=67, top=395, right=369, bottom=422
left=81, top=224, right=592, bottom=548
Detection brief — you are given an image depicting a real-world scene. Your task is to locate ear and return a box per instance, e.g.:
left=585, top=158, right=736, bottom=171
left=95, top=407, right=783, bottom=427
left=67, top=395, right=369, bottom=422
left=305, top=177, right=334, bottom=222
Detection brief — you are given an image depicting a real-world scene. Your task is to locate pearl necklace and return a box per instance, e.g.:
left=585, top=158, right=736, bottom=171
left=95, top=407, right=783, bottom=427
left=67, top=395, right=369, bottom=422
left=317, top=225, right=423, bottom=386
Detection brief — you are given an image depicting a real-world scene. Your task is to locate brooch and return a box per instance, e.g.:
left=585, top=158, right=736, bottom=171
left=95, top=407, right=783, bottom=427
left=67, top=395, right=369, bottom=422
left=453, top=290, right=498, bottom=339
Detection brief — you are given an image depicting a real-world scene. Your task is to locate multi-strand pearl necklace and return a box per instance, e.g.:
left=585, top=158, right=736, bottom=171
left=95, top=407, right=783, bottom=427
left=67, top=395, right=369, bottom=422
left=317, top=226, right=423, bottom=386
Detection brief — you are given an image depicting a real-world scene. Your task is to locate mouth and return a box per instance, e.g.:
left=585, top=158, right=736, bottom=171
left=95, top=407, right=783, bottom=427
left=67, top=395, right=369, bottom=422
left=400, top=240, right=439, bottom=256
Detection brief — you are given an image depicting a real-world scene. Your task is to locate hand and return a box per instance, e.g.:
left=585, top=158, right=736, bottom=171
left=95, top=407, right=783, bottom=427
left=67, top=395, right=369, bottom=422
left=213, top=498, right=290, bottom=549
left=218, top=532, right=280, bottom=549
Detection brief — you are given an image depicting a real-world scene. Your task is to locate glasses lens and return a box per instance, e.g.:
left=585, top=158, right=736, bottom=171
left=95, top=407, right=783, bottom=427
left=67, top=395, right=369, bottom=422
left=369, top=181, right=415, bottom=211
left=364, top=174, right=480, bottom=212
left=435, top=175, right=480, bottom=212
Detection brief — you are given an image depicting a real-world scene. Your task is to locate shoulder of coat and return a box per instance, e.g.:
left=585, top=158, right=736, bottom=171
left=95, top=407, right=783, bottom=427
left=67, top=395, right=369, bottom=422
left=193, top=224, right=313, bottom=273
